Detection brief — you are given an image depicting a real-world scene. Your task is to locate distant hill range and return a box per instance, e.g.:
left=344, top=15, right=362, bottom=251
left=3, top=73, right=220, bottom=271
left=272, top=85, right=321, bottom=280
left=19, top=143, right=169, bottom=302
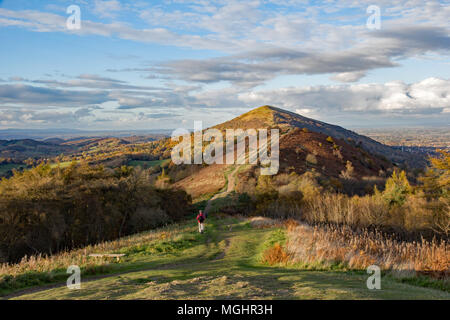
left=0, top=106, right=427, bottom=171
left=0, top=139, right=72, bottom=160
left=0, top=135, right=165, bottom=161
left=0, top=128, right=172, bottom=140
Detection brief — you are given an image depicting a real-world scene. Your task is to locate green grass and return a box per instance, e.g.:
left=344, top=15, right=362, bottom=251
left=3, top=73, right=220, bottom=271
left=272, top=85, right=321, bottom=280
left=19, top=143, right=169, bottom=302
left=206, top=193, right=233, bottom=214
left=259, top=228, right=286, bottom=256
left=49, top=161, right=72, bottom=169
left=0, top=163, right=26, bottom=175
left=218, top=165, right=237, bottom=192
left=128, top=159, right=170, bottom=168
left=203, top=165, right=241, bottom=214
left=192, top=192, right=216, bottom=205
left=3, top=216, right=449, bottom=300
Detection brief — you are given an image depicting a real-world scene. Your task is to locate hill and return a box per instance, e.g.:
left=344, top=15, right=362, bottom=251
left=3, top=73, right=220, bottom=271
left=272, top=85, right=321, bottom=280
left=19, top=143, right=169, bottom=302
left=175, top=106, right=398, bottom=198
left=215, top=106, right=421, bottom=167
left=278, top=128, right=389, bottom=177
left=0, top=139, right=72, bottom=160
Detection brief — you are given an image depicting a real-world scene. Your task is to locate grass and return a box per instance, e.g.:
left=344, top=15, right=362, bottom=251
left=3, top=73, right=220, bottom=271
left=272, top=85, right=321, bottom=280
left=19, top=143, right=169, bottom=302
left=192, top=192, right=215, bottom=205
left=0, top=163, right=26, bottom=175
left=2, top=216, right=449, bottom=300
left=218, top=165, right=237, bottom=193
left=285, top=221, right=449, bottom=292
left=0, top=221, right=203, bottom=295
left=128, top=159, right=170, bottom=168
left=49, top=161, right=72, bottom=169
left=206, top=193, right=234, bottom=214
left=203, top=165, right=241, bottom=214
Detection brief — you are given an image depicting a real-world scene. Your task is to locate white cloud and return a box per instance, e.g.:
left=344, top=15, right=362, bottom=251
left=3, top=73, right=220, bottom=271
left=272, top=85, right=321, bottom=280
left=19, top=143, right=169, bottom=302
left=331, top=71, right=367, bottom=83
left=93, top=0, right=122, bottom=18
left=0, top=1, right=449, bottom=128
left=1, top=76, right=448, bottom=128
left=239, top=77, right=450, bottom=116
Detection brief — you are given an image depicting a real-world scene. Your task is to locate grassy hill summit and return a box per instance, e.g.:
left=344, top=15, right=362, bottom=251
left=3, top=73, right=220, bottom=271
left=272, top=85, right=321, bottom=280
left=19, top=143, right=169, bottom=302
left=215, top=105, right=419, bottom=167
left=176, top=105, right=396, bottom=198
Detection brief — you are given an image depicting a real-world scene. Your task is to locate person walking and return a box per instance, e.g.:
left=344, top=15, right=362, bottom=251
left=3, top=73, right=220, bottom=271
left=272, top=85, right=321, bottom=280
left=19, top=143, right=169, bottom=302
left=196, top=210, right=206, bottom=233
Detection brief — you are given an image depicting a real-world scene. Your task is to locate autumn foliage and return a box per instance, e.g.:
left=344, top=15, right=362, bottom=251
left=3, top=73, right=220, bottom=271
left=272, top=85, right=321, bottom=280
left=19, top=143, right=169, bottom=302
left=0, top=163, right=191, bottom=263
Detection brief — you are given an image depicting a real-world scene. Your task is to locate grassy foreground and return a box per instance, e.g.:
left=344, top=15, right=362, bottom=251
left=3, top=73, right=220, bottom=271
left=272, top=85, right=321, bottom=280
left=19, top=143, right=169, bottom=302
left=2, top=216, right=449, bottom=300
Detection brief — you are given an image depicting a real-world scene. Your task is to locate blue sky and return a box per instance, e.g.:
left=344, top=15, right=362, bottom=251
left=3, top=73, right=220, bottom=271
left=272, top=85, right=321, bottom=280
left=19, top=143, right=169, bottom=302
left=0, top=0, right=449, bottom=130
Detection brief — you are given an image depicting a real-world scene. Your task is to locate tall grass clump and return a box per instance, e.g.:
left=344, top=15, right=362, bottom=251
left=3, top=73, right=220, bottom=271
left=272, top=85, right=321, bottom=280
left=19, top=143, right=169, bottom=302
left=285, top=222, right=449, bottom=289
left=0, top=222, right=192, bottom=294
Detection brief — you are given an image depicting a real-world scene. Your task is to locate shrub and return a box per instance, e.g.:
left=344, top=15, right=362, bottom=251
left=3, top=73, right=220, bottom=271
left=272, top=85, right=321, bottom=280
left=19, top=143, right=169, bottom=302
left=382, top=170, right=412, bottom=206
left=340, top=161, right=355, bottom=179
left=262, top=243, right=290, bottom=265
left=0, top=164, right=191, bottom=263
left=306, top=153, right=318, bottom=166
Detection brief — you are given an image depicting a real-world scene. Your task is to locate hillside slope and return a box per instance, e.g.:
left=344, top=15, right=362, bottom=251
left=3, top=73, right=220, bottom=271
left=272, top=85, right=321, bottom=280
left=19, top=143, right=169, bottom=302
left=216, top=106, right=420, bottom=167
left=278, top=128, right=390, bottom=177
left=0, top=139, right=72, bottom=160
left=4, top=216, right=448, bottom=300
left=175, top=106, right=394, bottom=198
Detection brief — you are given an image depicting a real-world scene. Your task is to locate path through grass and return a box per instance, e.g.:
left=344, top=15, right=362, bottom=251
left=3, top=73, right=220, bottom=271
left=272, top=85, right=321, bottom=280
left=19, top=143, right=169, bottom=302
left=6, top=216, right=449, bottom=300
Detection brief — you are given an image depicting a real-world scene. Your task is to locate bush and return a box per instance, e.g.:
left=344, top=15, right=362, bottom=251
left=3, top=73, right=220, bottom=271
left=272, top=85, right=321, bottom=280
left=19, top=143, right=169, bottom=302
left=262, top=243, right=289, bottom=265
left=306, top=154, right=318, bottom=166
left=382, top=170, right=412, bottom=206
left=0, top=164, right=191, bottom=263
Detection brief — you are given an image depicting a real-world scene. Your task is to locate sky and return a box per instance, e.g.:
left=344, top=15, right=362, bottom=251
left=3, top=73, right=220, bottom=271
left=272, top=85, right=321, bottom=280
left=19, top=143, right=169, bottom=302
left=0, top=0, right=449, bottom=131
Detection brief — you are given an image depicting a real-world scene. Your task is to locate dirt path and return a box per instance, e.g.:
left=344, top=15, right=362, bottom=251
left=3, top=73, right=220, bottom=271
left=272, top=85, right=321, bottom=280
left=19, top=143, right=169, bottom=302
left=5, top=162, right=449, bottom=300
left=204, top=166, right=240, bottom=215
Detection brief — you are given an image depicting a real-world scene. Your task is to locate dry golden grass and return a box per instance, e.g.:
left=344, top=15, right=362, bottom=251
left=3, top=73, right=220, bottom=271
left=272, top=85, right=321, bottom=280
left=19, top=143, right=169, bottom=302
left=261, top=243, right=290, bottom=265
left=173, top=164, right=228, bottom=199
left=302, top=193, right=448, bottom=233
left=249, top=217, right=280, bottom=229
left=285, top=222, right=449, bottom=279
left=0, top=223, right=182, bottom=278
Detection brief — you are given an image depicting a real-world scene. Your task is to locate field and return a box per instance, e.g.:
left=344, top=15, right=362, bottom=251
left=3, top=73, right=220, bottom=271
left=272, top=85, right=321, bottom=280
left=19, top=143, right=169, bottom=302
left=0, top=163, right=26, bottom=176
left=49, top=161, right=73, bottom=169
left=357, top=127, right=449, bottom=148
left=1, top=216, right=448, bottom=300
left=128, top=159, right=170, bottom=168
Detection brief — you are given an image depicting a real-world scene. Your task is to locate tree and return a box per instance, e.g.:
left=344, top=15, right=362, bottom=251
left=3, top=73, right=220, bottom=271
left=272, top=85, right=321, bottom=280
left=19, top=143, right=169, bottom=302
left=155, top=168, right=171, bottom=188
left=0, top=163, right=191, bottom=263
left=420, top=150, right=449, bottom=200
left=419, top=150, right=450, bottom=235
left=340, top=161, right=355, bottom=179
left=382, top=170, right=412, bottom=206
